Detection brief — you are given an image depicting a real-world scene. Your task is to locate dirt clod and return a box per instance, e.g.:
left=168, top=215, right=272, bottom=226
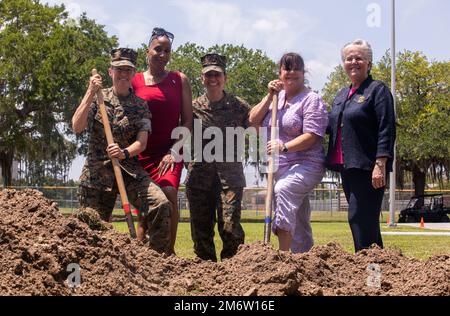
left=0, top=189, right=449, bottom=296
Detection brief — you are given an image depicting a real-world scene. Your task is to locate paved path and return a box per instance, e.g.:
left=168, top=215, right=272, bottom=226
left=381, top=223, right=450, bottom=236
left=396, top=223, right=450, bottom=231
left=382, top=232, right=450, bottom=236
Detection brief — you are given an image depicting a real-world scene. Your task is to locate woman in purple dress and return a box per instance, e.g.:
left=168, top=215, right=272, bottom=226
left=249, top=53, right=328, bottom=253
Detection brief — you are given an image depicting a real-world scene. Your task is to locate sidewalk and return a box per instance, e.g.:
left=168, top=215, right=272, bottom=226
left=381, top=223, right=450, bottom=236
left=397, top=223, right=450, bottom=231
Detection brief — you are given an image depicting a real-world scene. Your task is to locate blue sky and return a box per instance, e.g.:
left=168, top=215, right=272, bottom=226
left=44, top=0, right=449, bottom=181
left=47, top=0, right=449, bottom=91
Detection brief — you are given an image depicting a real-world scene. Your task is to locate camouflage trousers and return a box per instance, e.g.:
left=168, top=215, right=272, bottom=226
left=78, top=175, right=171, bottom=253
left=186, top=185, right=245, bottom=262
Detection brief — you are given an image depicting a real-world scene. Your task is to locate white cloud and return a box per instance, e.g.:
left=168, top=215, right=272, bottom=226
left=114, top=18, right=155, bottom=48
left=171, top=0, right=319, bottom=60
left=304, top=40, right=341, bottom=92
left=44, top=0, right=154, bottom=47
left=169, top=0, right=346, bottom=91
left=45, top=0, right=110, bottom=21
left=306, top=59, right=338, bottom=93
left=170, top=0, right=343, bottom=91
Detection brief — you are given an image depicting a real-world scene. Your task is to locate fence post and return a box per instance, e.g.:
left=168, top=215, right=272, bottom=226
left=330, top=187, right=333, bottom=217
left=338, top=188, right=341, bottom=212
left=178, top=195, right=181, bottom=222
left=71, top=187, right=74, bottom=213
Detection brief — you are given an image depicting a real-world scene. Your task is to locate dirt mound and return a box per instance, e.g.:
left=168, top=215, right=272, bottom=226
left=0, top=189, right=448, bottom=296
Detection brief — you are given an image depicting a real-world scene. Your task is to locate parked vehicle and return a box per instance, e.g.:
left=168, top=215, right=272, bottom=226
left=398, top=194, right=450, bottom=223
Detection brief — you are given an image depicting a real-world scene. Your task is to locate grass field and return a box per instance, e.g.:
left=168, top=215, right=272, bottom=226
left=108, top=210, right=450, bottom=260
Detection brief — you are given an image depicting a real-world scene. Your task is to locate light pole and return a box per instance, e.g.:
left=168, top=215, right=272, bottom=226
left=389, top=0, right=397, bottom=227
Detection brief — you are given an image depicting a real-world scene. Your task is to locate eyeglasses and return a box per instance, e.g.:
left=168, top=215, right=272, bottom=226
left=345, top=56, right=365, bottom=63
left=150, top=27, right=174, bottom=44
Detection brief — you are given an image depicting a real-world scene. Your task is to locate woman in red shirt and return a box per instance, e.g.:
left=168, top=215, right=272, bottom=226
left=132, top=27, right=193, bottom=254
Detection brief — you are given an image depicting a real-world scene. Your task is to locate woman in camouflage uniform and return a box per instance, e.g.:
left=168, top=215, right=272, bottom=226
left=72, top=48, right=171, bottom=254
left=185, top=53, right=250, bottom=262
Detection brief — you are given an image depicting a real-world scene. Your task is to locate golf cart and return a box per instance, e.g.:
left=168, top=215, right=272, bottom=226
left=398, top=194, right=450, bottom=223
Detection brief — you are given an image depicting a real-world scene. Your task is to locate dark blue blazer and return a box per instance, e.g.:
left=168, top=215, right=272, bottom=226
left=326, top=76, right=396, bottom=172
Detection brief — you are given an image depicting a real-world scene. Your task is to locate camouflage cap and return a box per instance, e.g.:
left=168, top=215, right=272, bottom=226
left=201, top=53, right=226, bottom=74
left=110, top=48, right=137, bottom=68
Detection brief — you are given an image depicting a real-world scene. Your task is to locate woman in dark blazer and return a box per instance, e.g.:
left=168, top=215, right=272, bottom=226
left=326, top=39, right=396, bottom=252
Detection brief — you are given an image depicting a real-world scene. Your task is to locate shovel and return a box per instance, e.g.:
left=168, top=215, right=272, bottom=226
left=92, top=69, right=137, bottom=239
left=264, top=93, right=278, bottom=244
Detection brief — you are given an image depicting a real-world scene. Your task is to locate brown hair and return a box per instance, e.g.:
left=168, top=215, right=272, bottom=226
left=279, top=53, right=305, bottom=73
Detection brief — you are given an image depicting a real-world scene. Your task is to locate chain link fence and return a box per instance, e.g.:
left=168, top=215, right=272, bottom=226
left=3, top=185, right=449, bottom=217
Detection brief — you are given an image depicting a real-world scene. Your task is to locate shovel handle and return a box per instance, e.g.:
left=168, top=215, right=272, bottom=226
left=92, top=69, right=136, bottom=239
left=264, top=93, right=278, bottom=244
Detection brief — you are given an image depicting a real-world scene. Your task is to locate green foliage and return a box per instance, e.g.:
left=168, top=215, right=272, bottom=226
left=169, top=42, right=206, bottom=98
left=375, top=51, right=450, bottom=188
left=0, top=0, right=118, bottom=185
left=321, top=64, right=350, bottom=110
left=167, top=43, right=278, bottom=105
left=207, top=44, right=278, bottom=106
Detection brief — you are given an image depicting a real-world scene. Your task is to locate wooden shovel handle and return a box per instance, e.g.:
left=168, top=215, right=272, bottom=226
left=91, top=69, right=136, bottom=238
left=264, top=93, right=278, bottom=244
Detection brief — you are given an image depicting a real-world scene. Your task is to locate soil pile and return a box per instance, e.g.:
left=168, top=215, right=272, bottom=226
left=0, top=189, right=448, bottom=296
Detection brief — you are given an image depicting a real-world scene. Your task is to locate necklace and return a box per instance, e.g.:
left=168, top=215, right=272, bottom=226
left=144, top=69, right=168, bottom=85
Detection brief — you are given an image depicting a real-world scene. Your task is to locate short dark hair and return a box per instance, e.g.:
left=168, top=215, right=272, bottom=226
left=279, top=53, right=305, bottom=72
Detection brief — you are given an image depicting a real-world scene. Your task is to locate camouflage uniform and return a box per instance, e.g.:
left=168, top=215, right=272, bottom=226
left=186, top=92, right=250, bottom=261
left=78, top=87, right=171, bottom=253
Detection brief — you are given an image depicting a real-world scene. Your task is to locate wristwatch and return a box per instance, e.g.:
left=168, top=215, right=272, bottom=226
left=282, top=143, right=288, bottom=153
left=122, top=148, right=130, bottom=160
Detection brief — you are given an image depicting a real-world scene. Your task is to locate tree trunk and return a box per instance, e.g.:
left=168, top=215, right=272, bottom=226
left=0, top=150, right=14, bottom=187
left=412, top=164, right=426, bottom=198
left=413, top=165, right=426, bottom=207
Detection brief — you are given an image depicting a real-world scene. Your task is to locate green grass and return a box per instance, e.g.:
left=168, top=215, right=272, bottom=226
left=112, top=219, right=450, bottom=261
left=60, top=207, right=450, bottom=260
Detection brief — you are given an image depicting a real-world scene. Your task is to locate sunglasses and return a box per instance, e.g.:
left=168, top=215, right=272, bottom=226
left=150, top=27, right=174, bottom=44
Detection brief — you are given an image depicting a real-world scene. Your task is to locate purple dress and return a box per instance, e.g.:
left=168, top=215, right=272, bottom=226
left=262, top=89, right=328, bottom=253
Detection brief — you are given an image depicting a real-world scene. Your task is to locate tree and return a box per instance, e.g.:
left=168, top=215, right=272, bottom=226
left=168, top=42, right=207, bottom=98
left=0, top=0, right=118, bottom=186
left=321, top=50, right=450, bottom=196
left=374, top=51, right=450, bottom=195
left=322, top=65, right=350, bottom=110
left=205, top=44, right=278, bottom=106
